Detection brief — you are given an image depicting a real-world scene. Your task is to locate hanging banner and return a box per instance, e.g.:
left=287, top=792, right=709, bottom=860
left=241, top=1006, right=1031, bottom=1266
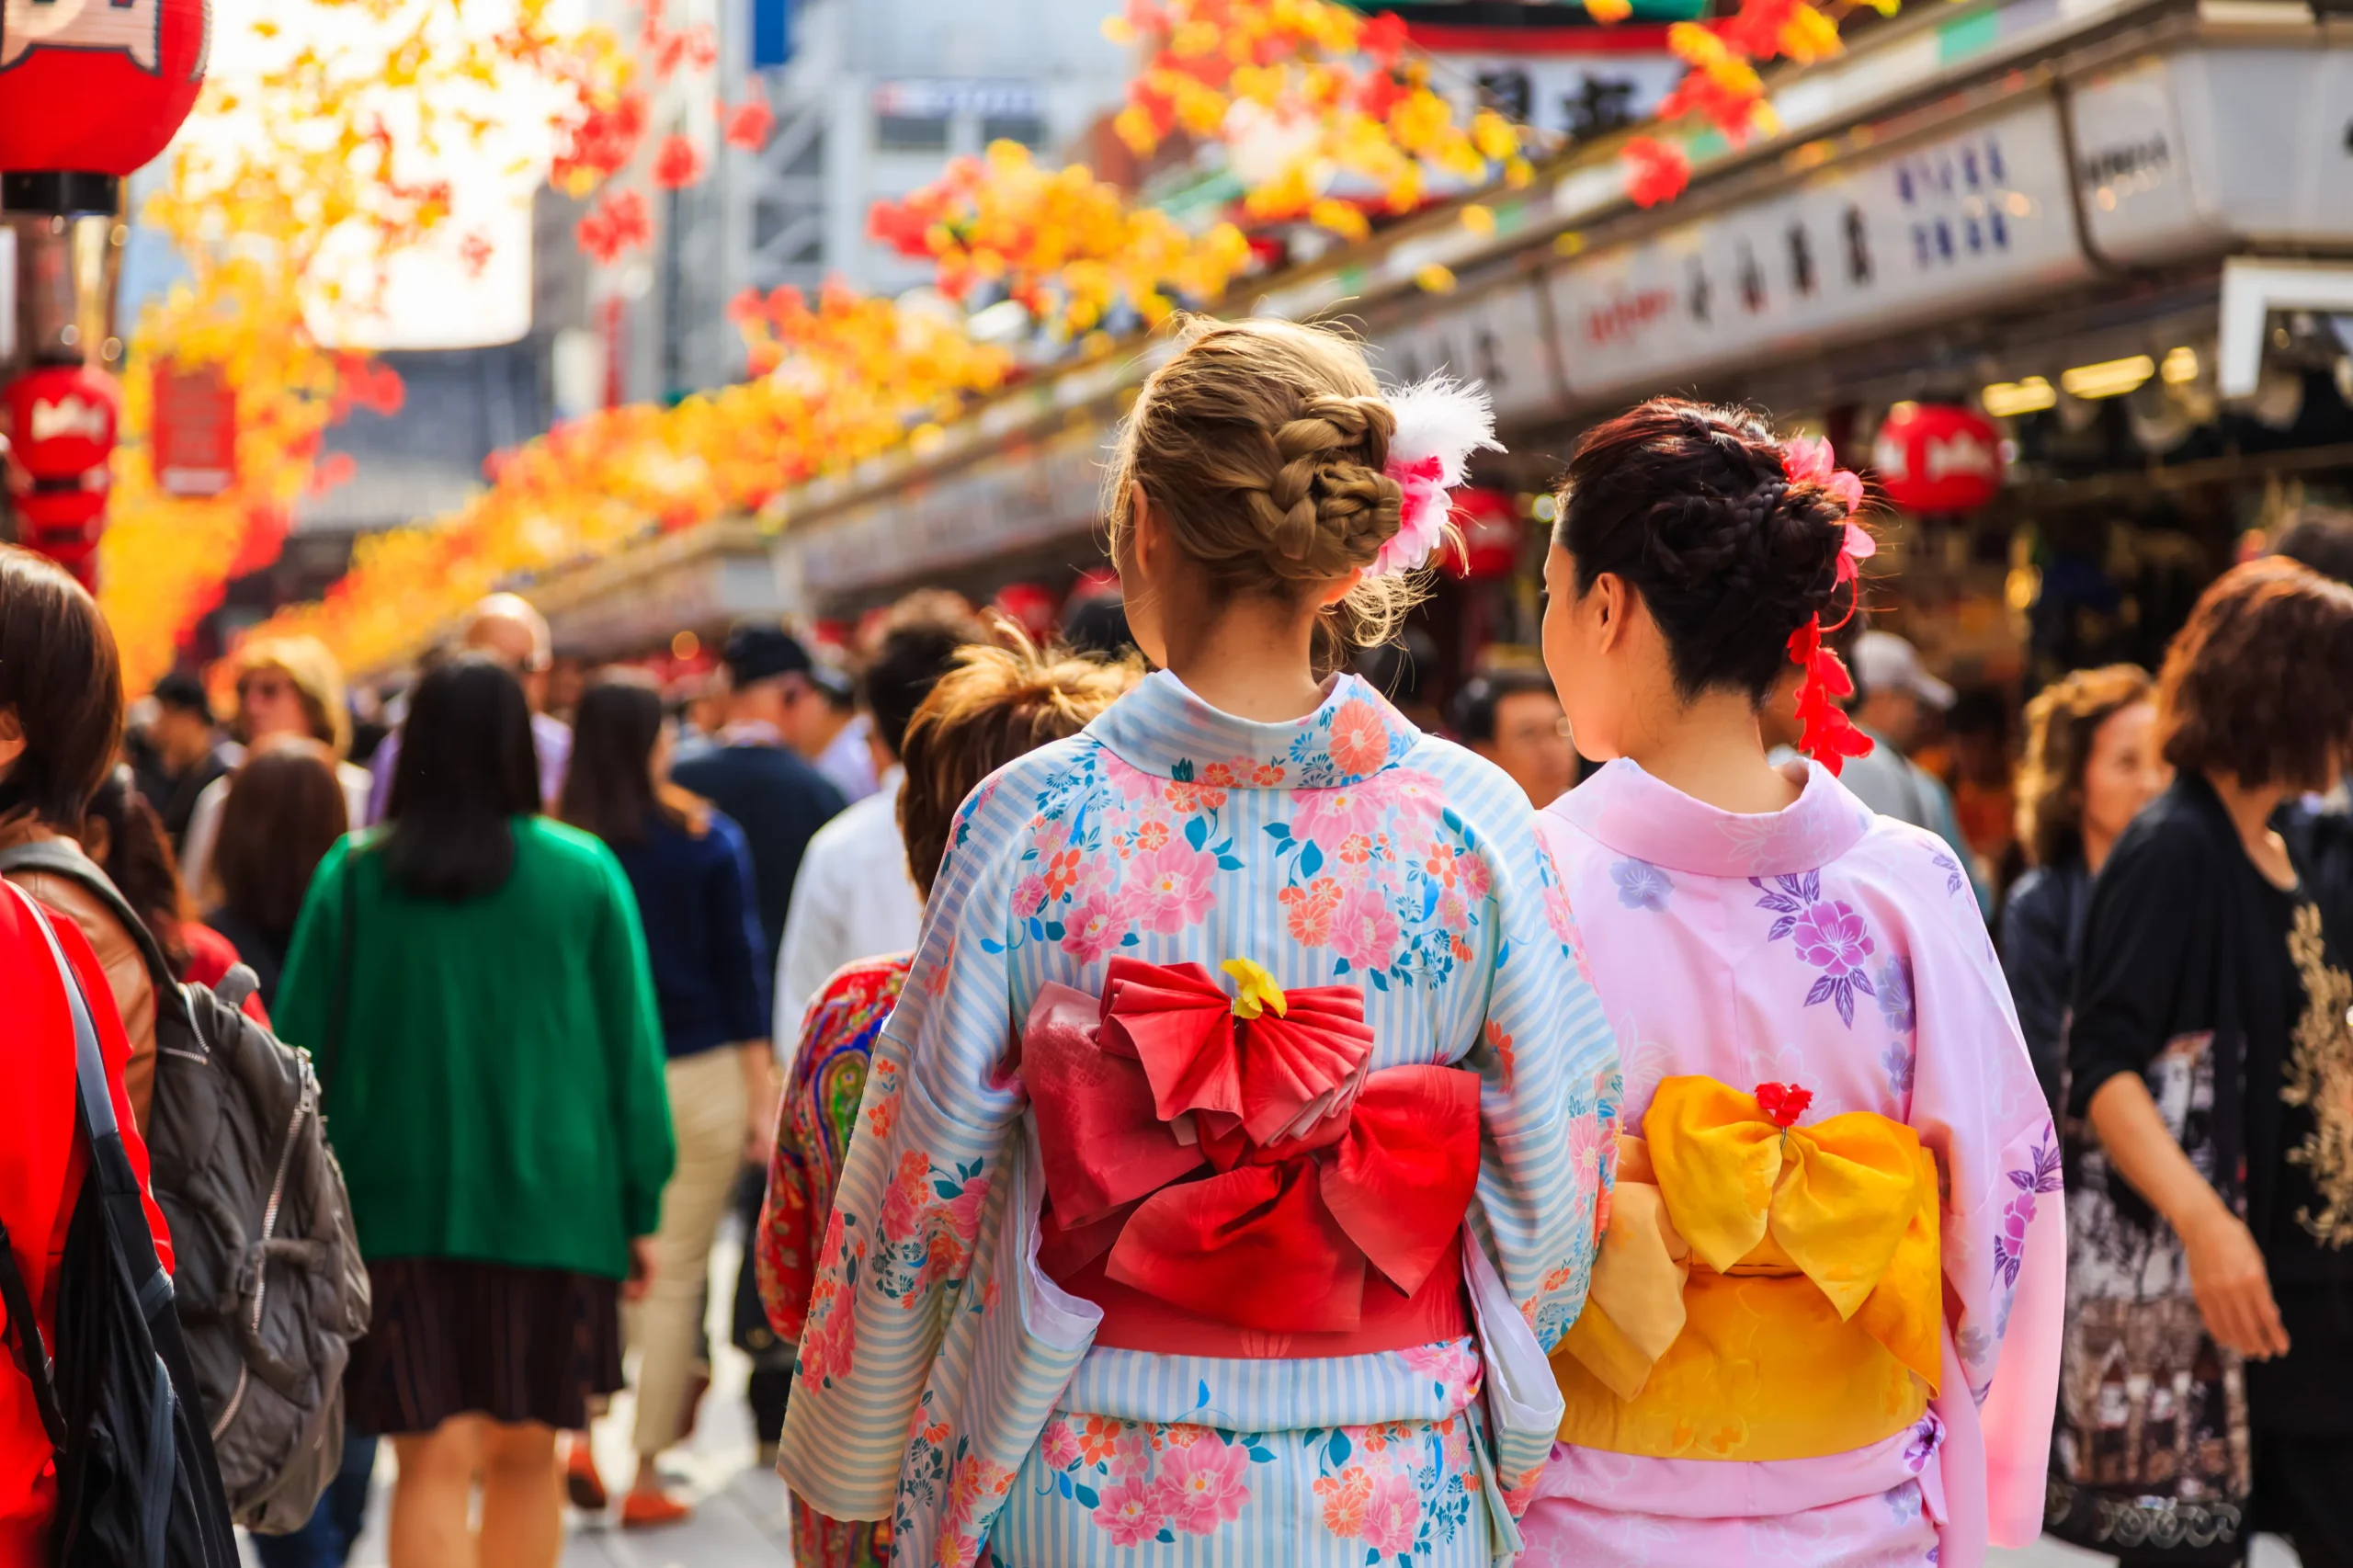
left=152, top=362, right=238, bottom=496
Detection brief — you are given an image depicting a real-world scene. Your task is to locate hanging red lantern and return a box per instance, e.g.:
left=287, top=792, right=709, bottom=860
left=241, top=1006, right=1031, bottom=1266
left=0, top=0, right=211, bottom=189
left=1871, top=403, right=2004, bottom=514
left=1440, top=487, right=1522, bottom=582
left=4, top=366, right=119, bottom=590
left=991, top=581, right=1059, bottom=642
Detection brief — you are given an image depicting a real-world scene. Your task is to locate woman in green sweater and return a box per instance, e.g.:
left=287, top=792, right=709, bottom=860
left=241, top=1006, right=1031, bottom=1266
left=276, top=655, right=675, bottom=1568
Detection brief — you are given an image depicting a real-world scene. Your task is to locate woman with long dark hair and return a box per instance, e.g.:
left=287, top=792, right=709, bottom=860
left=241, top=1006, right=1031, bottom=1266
left=273, top=655, right=674, bottom=1568
left=2051, top=559, right=2353, bottom=1566
left=559, top=668, right=767, bottom=1528
left=202, top=737, right=351, bottom=1009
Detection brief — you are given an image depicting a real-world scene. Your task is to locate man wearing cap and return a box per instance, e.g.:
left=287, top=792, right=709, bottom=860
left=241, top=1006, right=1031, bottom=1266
left=365, top=593, right=574, bottom=823
left=1841, top=630, right=1993, bottom=917
left=669, top=620, right=847, bottom=1461
left=137, top=672, right=242, bottom=853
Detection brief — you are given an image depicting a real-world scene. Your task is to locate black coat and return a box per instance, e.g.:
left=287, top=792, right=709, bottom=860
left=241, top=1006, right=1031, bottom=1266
left=1997, top=854, right=2089, bottom=1121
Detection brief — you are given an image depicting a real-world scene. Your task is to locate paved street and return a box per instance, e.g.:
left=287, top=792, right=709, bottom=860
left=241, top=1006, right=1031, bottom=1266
left=254, top=1218, right=2301, bottom=1568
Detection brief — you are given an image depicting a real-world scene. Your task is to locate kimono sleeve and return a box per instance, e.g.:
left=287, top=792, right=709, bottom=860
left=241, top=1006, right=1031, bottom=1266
left=774, top=772, right=1027, bottom=1522
left=1897, top=838, right=2061, bottom=1550
left=1473, top=812, right=1620, bottom=1352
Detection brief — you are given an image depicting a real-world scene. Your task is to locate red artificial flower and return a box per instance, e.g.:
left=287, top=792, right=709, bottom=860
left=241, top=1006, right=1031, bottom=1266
left=575, top=187, right=652, bottom=263
left=651, top=133, right=705, bottom=189
left=721, top=88, right=774, bottom=152
left=1754, top=1081, right=1813, bottom=1129
left=1787, top=617, right=1874, bottom=776
left=552, top=91, right=649, bottom=188
left=1719, top=0, right=1801, bottom=57
left=1655, top=71, right=1767, bottom=143
left=456, top=229, right=493, bottom=278
left=1621, top=136, right=1691, bottom=208
left=1359, top=10, right=1409, bottom=65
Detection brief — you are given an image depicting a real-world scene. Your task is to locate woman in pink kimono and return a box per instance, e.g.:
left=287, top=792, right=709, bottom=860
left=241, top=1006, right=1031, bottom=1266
left=1519, top=399, right=2062, bottom=1565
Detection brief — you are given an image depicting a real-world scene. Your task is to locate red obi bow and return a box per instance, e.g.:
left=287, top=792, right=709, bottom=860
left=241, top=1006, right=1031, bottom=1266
left=1022, top=958, right=1480, bottom=1335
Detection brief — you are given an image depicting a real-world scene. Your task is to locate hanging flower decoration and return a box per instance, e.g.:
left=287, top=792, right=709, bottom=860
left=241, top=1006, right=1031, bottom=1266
left=1106, top=0, right=1530, bottom=237
left=721, top=85, right=775, bottom=152
left=1779, top=435, right=1877, bottom=776
left=1592, top=0, right=1893, bottom=206
left=868, top=142, right=1252, bottom=335
left=651, top=132, right=706, bottom=189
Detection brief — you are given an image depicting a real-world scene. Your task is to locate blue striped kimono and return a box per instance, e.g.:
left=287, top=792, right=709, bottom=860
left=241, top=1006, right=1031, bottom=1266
left=775, top=670, right=1620, bottom=1566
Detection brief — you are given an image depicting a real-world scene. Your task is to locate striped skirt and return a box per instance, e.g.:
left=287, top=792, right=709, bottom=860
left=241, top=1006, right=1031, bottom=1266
left=344, top=1256, right=623, bottom=1435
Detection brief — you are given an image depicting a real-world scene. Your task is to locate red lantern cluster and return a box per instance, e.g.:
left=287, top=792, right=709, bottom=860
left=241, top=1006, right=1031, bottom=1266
left=0, top=0, right=211, bottom=179
left=1870, top=403, right=2005, bottom=514
left=3, top=366, right=120, bottom=588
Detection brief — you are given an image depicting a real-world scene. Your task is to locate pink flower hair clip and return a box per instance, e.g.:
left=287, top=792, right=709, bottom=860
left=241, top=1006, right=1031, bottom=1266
left=1369, top=376, right=1504, bottom=578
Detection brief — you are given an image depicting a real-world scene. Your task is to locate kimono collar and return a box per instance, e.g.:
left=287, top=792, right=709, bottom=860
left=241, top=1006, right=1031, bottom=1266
left=1548, top=756, right=1872, bottom=879
left=1088, top=670, right=1421, bottom=788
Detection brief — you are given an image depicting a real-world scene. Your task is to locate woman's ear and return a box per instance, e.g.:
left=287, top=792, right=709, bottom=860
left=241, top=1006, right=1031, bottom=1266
left=1126, top=481, right=1157, bottom=579
left=1589, top=572, right=1632, bottom=653
left=0, top=709, right=23, bottom=780
left=1314, top=566, right=1365, bottom=608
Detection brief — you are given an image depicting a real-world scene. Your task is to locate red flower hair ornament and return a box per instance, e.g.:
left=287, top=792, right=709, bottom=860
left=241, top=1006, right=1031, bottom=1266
left=1754, top=1080, right=1813, bottom=1129
left=1779, top=436, right=1876, bottom=776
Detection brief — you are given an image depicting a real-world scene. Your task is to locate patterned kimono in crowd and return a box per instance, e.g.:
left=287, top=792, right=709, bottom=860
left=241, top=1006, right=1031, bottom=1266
left=774, top=672, right=1620, bottom=1567
left=1521, top=759, right=2063, bottom=1567
left=758, top=955, right=910, bottom=1568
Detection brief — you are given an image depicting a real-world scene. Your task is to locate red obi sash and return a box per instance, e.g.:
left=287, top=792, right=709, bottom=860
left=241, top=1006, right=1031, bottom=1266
left=1020, top=957, right=1481, bottom=1358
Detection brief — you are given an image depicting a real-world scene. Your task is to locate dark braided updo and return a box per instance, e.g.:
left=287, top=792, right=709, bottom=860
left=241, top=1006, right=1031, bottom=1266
left=1552, top=398, right=1860, bottom=703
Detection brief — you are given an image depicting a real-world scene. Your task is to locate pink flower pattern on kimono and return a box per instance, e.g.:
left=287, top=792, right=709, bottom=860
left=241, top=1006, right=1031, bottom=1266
left=1401, top=1340, right=1483, bottom=1408
left=1362, top=1469, right=1424, bottom=1553
left=1154, top=1436, right=1253, bottom=1534
left=1059, top=893, right=1123, bottom=961
left=1752, top=870, right=1880, bottom=1028
left=1120, top=840, right=1220, bottom=933
left=1331, top=885, right=1401, bottom=971
left=1092, top=1474, right=1162, bottom=1547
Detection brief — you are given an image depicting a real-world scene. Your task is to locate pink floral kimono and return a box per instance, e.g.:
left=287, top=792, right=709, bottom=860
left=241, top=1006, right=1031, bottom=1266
left=1523, top=757, right=2063, bottom=1566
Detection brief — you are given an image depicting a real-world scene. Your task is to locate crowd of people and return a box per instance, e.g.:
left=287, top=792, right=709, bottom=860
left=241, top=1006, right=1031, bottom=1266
left=4, top=315, right=2352, bottom=1568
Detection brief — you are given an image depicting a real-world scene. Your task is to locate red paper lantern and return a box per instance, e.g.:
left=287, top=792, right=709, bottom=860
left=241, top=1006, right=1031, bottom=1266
left=0, top=0, right=210, bottom=180
left=1440, top=488, right=1523, bottom=582
left=4, top=367, right=119, bottom=590
left=1870, top=403, right=2004, bottom=514
left=3, top=365, right=119, bottom=476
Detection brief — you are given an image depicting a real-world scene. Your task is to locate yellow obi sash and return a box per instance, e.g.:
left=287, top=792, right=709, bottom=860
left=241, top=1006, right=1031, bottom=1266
left=1553, top=1075, right=1941, bottom=1462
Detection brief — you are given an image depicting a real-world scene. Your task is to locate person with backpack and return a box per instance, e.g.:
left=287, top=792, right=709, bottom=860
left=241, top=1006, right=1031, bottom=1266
left=0, top=877, right=225, bottom=1568
left=273, top=655, right=674, bottom=1568
left=0, top=549, right=164, bottom=1133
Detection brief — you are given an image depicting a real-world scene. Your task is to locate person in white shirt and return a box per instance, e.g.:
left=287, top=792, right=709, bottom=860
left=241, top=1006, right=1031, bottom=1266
left=773, top=606, right=986, bottom=1043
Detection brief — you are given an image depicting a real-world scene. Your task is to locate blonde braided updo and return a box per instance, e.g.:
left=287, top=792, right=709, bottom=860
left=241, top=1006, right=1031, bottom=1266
left=1108, top=318, right=1423, bottom=656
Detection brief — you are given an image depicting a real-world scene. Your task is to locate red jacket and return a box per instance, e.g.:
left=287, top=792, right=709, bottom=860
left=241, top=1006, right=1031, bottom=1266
left=0, top=891, right=174, bottom=1567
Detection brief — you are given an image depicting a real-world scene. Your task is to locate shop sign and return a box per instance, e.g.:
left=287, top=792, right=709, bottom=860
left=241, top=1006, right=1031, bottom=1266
left=151, top=362, right=237, bottom=496
left=871, top=79, right=1041, bottom=119
left=1370, top=279, right=1565, bottom=427
left=1546, top=96, right=2086, bottom=402
left=787, top=421, right=1106, bottom=599
left=2068, top=45, right=2353, bottom=265
left=1430, top=51, right=1686, bottom=149
left=1871, top=403, right=2003, bottom=513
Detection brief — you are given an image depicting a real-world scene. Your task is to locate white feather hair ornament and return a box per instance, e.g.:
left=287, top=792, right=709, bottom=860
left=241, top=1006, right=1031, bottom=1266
left=1369, top=375, right=1505, bottom=578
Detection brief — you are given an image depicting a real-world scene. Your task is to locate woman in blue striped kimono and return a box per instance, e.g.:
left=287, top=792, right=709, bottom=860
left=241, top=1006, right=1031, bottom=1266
left=775, top=317, right=1620, bottom=1567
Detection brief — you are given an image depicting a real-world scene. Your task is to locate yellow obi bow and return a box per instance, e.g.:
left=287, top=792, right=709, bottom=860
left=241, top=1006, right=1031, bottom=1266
left=1553, top=1075, right=1941, bottom=1462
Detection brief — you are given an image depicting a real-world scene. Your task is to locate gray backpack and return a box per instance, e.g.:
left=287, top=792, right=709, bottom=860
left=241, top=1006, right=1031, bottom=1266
left=0, top=843, right=370, bottom=1534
